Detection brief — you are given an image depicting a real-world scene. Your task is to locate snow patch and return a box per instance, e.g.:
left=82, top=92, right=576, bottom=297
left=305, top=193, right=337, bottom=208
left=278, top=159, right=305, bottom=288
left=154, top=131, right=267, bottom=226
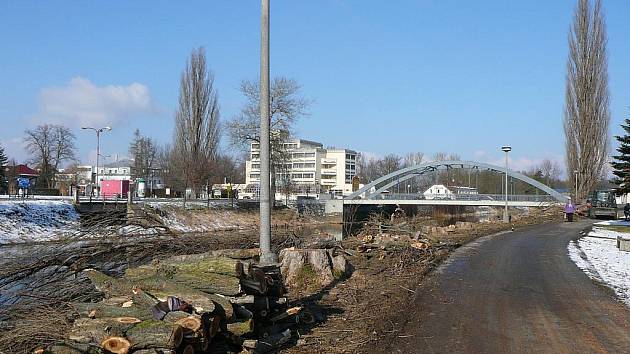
left=568, top=228, right=630, bottom=306
left=0, top=200, right=80, bottom=244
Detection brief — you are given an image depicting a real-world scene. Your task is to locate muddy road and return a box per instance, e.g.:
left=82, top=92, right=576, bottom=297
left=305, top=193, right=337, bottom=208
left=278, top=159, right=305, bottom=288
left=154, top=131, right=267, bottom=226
left=378, top=221, right=630, bottom=353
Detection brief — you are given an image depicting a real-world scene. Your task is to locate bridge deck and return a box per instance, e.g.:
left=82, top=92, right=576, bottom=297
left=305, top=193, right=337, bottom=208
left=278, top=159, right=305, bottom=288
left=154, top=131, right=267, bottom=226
left=343, top=199, right=558, bottom=207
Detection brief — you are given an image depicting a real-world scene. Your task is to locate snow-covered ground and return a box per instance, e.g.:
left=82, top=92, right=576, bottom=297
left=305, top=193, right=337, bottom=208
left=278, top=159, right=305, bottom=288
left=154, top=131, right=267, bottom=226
left=0, top=200, right=80, bottom=244
left=568, top=220, right=630, bottom=306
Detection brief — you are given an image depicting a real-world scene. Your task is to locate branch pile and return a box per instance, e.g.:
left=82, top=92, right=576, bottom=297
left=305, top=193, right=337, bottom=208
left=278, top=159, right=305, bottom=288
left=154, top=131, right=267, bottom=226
left=35, top=249, right=306, bottom=354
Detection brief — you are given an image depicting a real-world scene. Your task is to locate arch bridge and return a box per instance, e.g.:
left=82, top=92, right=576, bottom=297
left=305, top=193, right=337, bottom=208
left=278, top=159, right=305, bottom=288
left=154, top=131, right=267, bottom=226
left=344, top=160, right=568, bottom=207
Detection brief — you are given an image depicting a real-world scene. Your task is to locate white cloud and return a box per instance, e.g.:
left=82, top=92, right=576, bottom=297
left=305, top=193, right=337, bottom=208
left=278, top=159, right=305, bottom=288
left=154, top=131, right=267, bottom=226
left=34, top=77, right=154, bottom=128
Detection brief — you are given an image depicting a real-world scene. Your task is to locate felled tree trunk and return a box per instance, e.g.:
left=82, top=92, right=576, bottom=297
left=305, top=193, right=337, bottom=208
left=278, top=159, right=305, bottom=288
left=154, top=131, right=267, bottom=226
left=125, top=260, right=242, bottom=296
left=72, top=302, right=153, bottom=321
left=83, top=270, right=217, bottom=313
left=44, top=342, right=105, bottom=354
left=126, top=320, right=184, bottom=351
left=226, top=318, right=254, bottom=337
left=67, top=317, right=139, bottom=345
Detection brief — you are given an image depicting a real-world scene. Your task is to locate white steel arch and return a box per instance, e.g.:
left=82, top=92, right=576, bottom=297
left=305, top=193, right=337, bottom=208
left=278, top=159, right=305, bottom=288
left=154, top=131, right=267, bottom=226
left=346, top=160, right=568, bottom=203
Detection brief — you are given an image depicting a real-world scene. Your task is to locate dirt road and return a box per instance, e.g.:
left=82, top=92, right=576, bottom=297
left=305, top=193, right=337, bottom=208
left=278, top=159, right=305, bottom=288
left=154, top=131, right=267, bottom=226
left=378, top=221, right=630, bottom=354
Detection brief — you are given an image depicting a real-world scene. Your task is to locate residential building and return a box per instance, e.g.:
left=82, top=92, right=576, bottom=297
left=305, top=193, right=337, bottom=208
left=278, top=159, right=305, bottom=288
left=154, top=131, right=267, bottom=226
left=423, top=184, right=453, bottom=200
left=245, top=138, right=358, bottom=197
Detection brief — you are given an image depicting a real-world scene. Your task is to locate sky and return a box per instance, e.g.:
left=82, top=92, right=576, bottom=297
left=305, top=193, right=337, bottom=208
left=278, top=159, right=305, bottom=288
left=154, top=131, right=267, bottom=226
left=0, top=0, right=629, bottom=174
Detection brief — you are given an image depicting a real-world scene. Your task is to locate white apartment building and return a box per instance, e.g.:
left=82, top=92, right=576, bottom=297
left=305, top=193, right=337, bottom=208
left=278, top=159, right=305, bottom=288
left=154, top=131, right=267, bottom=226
left=245, top=138, right=358, bottom=197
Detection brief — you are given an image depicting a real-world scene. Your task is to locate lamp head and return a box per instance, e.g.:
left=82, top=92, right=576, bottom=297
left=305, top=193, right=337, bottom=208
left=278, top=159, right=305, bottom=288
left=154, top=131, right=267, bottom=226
left=104, top=126, right=111, bottom=131
left=501, top=146, right=512, bottom=152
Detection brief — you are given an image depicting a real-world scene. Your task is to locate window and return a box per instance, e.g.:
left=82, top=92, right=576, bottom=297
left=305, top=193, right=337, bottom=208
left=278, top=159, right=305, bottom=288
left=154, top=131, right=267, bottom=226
left=251, top=143, right=260, bottom=149
left=252, top=153, right=260, bottom=159
left=250, top=173, right=260, bottom=179
left=252, top=164, right=260, bottom=169
left=305, top=152, right=315, bottom=158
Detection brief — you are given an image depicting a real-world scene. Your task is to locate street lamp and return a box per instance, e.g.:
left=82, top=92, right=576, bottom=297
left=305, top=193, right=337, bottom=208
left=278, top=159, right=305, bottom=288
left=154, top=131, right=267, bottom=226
left=501, top=146, right=512, bottom=223
left=82, top=126, right=112, bottom=197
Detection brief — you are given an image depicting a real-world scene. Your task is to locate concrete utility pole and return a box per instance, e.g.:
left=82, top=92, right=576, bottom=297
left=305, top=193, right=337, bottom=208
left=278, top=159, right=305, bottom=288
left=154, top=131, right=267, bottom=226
left=502, top=146, right=511, bottom=223
left=259, top=0, right=276, bottom=264
left=82, top=126, right=111, bottom=197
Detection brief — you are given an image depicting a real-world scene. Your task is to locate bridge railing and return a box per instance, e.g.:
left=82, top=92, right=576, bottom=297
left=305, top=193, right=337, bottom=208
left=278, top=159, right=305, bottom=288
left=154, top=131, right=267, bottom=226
left=375, top=193, right=558, bottom=203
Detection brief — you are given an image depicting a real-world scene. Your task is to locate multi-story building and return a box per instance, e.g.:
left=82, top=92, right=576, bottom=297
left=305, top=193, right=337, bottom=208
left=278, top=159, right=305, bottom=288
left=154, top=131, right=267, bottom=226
left=245, top=138, right=358, bottom=197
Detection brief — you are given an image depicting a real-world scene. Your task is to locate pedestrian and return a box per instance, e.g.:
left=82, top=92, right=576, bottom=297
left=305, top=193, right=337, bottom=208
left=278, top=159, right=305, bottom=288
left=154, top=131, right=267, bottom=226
left=565, top=198, right=576, bottom=222
left=624, top=203, right=630, bottom=221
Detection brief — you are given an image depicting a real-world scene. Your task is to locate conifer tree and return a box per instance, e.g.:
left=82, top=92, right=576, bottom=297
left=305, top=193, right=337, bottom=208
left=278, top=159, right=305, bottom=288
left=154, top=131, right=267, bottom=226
left=611, top=118, right=630, bottom=195
left=0, top=144, right=8, bottom=194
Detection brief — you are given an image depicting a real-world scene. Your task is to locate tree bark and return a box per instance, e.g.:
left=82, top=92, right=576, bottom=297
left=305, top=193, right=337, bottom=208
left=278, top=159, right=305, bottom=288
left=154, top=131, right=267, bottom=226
left=126, top=320, right=184, bottom=351
left=72, top=302, right=153, bottom=321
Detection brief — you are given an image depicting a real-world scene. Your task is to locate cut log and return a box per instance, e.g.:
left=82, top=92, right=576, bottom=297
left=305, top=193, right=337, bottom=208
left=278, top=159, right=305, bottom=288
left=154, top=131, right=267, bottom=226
left=83, top=270, right=216, bottom=313
left=269, top=307, right=302, bottom=322
left=84, top=269, right=135, bottom=297
left=163, top=249, right=259, bottom=262
left=126, top=320, right=184, bottom=350
left=242, top=339, right=258, bottom=349
left=228, top=294, right=255, bottom=305
left=126, top=256, right=245, bottom=279
left=72, top=302, right=153, bottom=321
left=125, top=268, right=242, bottom=296
left=205, top=294, right=234, bottom=322
left=201, top=313, right=222, bottom=340
left=100, top=336, right=131, bottom=354
left=46, top=342, right=105, bottom=354
left=131, top=287, right=159, bottom=308
left=226, top=318, right=254, bottom=337
left=67, top=317, right=139, bottom=344
left=163, top=311, right=202, bottom=332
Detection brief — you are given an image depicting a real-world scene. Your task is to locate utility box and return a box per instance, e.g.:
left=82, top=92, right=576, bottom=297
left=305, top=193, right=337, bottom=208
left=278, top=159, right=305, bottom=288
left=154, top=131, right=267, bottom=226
left=100, top=180, right=130, bottom=198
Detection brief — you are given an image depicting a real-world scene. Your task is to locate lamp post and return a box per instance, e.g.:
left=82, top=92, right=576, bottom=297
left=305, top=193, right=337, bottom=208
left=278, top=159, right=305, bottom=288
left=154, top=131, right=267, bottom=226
left=501, top=146, right=512, bottom=223
left=82, top=126, right=111, bottom=197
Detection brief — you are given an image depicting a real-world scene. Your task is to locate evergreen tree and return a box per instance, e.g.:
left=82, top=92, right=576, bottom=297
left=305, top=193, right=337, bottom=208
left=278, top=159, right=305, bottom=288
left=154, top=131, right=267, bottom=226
left=610, top=118, right=630, bottom=195
left=0, top=144, right=8, bottom=194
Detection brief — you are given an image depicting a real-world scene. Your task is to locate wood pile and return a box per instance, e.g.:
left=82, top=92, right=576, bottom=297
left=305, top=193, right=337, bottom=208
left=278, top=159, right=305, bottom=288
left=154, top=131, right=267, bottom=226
left=38, top=249, right=306, bottom=354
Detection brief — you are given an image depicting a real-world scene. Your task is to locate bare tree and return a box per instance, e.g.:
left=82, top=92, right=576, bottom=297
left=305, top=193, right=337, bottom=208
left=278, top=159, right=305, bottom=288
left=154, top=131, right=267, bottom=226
left=564, top=0, right=610, bottom=201
left=402, top=152, right=424, bottom=168
left=539, top=158, right=562, bottom=186
left=129, top=129, right=158, bottom=183
left=229, top=77, right=309, bottom=203
left=172, top=47, right=220, bottom=198
left=24, top=124, right=76, bottom=188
